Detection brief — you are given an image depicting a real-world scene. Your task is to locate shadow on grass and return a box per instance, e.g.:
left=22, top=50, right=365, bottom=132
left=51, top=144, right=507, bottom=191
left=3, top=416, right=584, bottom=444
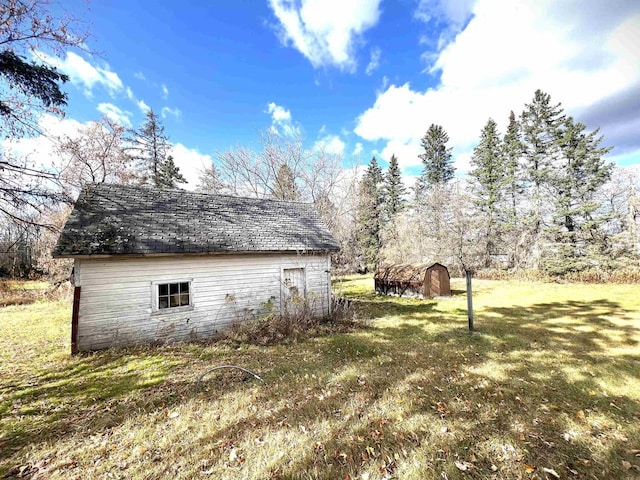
left=350, top=298, right=438, bottom=321
left=481, top=299, right=640, bottom=364
left=2, top=284, right=639, bottom=479
left=0, top=347, right=258, bottom=474
left=164, top=320, right=640, bottom=479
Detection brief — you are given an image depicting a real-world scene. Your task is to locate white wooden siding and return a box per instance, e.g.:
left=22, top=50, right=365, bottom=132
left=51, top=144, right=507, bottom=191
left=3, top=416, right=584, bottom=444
left=74, top=253, right=331, bottom=351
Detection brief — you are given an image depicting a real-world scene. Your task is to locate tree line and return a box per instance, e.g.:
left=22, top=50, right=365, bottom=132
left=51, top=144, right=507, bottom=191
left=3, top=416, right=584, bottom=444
left=355, top=89, right=639, bottom=276
left=1, top=1, right=638, bottom=278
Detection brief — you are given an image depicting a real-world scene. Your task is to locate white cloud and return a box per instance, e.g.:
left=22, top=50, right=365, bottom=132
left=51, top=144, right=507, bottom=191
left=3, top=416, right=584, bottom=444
left=378, top=138, right=422, bottom=169
left=314, top=134, right=345, bottom=156
left=134, top=71, right=146, bottom=81
left=355, top=0, right=640, bottom=170
left=414, top=0, right=474, bottom=67
left=268, top=0, right=382, bottom=71
left=1, top=115, right=87, bottom=173
left=415, top=0, right=474, bottom=25
left=377, top=75, right=390, bottom=94
left=352, top=142, right=363, bottom=157
left=126, top=86, right=150, bottom=114
left=161, top=84, right=169, bottom=99
left=161, top=106, right=182, bottom=119
left=35, top=51, right=123, bottom=97
left=267, top=102, right=292, bottom=122
left=365, top=47, right=381, bottom=75
left=97, top=103, right=132, bottom=128
left=169, top=143, right=213, bottom=190
left=266, top=101, right=299, bottom=136
left=137, top=99, right=150, bottom=113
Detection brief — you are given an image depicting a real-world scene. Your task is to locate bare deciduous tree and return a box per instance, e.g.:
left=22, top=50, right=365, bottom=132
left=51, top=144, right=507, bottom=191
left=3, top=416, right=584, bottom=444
left=196, top=161, right=224, bottom=194
left=214, top=129, right=361, bottom=271
left=1, top=0, right=90, bottom=231
left=55, top=116, right=137, bottom=194
left=598, top=166, right=640, bottom=262
left=31, top=204, right=73, bottom=280
left=382, top=181, right=486, bottom=276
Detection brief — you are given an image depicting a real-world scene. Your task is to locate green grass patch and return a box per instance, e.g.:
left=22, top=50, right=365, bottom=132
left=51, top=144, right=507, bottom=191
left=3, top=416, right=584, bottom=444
left=1, top=276, right=639, bottom=479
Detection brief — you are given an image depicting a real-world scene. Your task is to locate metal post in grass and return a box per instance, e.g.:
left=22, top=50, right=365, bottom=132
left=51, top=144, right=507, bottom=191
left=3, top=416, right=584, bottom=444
left=465, top=269, right=473, bottom=331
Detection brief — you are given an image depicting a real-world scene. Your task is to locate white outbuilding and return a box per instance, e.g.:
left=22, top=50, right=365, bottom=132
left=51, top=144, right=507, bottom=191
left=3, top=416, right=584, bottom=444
left=54, top=183, right=340, bottom=353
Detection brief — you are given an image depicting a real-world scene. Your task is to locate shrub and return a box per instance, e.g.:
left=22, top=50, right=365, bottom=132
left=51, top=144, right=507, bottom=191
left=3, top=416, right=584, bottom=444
left=473, top=266, right=640, bottom=284
left=0, top=279, right=72, bottom=307
left=223, top=295, right=356, bottom=346
left=565, top=266, right=640, bottom=284
left=473, top=269, right=550, bottom=282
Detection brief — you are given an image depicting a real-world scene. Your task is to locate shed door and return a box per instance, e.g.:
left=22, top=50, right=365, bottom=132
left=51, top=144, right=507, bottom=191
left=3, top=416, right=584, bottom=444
left=282, top=267, right=306, bottom=312
left=429, top=269, right=440, bottom=297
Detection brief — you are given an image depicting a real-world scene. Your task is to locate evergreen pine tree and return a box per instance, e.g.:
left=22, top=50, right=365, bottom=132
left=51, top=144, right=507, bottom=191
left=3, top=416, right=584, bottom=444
left=0, top=50, right=69, bottom=134
left=356, top=157, right=383, bottom=272
left=383, top=154, right=407, bottom=221
left=272, top=164, right=299, bottom=200
left=542, top=118, right=613, bottom=274
left=500, top=110, right=525, bottom=268
left=520, top=90, right=565, bottom=238
left=469, top=118, right=503, bottom=267
left=502, top=111, right=523, bottom=226
left=157, top=155, right=187, bottom=189
left=415, top=124, right=455, bottom=201
left=131, top=109, right=185, bottom=188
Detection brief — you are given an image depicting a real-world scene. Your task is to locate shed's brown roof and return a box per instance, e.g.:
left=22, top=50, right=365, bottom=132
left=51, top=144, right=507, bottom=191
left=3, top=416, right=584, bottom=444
left=374, top=263, right=449, bottom=281
left=53, top=183, right=340, bottom=257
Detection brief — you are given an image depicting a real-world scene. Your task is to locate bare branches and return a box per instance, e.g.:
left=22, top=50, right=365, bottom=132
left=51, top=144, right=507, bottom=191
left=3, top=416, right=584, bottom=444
left=1, top=0, right=89, bottom=138
left=0, top=147, right=70, bottom=227
left=214, top=128, right=344, bottom=203
left=0, top=0, right=89, bottom=53
left=55, top=116, right=137, bottom=193
left=211, top=129, right=363, bottom=271
left=0, top=0, right=92, bottom=233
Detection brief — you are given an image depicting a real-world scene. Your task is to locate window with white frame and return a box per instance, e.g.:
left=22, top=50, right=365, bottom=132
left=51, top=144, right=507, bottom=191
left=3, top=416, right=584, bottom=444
left=156, top=281, right=191, bottom=310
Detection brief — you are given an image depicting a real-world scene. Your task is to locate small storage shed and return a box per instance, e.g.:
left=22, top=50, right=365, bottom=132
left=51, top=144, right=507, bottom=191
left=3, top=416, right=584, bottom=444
left=374, top=263, right=451, bottom=299
left=53, top=183, right=340, bottom=353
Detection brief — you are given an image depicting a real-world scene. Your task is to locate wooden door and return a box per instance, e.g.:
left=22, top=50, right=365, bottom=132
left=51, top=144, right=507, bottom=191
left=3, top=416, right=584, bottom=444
left=282, top=267, right=306, bottom=313
left=429, top=269, right=440, bottom=297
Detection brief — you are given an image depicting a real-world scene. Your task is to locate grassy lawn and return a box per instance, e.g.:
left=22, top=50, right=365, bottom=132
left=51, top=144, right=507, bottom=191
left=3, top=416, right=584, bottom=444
left=1, top=276, right=639, bottom=479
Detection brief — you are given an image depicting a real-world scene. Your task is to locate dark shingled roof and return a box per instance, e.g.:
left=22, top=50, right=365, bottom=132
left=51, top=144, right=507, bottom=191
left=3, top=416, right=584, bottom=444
left=53, top=183, right=340, bottom=257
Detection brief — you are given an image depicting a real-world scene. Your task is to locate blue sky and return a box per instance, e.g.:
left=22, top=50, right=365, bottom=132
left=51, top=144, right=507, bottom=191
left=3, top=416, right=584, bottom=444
left=9, top=0, right=640, bottom=188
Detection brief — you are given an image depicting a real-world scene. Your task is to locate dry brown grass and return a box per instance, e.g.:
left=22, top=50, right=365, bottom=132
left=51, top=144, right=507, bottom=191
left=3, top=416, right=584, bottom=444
left=475, top=266, right=640, bottom=284
left=0, top=279, right=73, bottom=307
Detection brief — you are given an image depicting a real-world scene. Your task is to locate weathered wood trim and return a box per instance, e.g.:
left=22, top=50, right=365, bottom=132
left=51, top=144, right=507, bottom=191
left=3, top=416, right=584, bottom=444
left=71, top=286, right=81, bottom=355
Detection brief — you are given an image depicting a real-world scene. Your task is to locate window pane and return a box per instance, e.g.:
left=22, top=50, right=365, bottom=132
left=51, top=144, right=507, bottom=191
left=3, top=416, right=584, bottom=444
left=157, top=281, right=191, bottom=310
left=159, top=296, right=169, bottom=309
left=170, top=294, right=180, bottom=307
left=179, top=293, right=189, bottom=306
